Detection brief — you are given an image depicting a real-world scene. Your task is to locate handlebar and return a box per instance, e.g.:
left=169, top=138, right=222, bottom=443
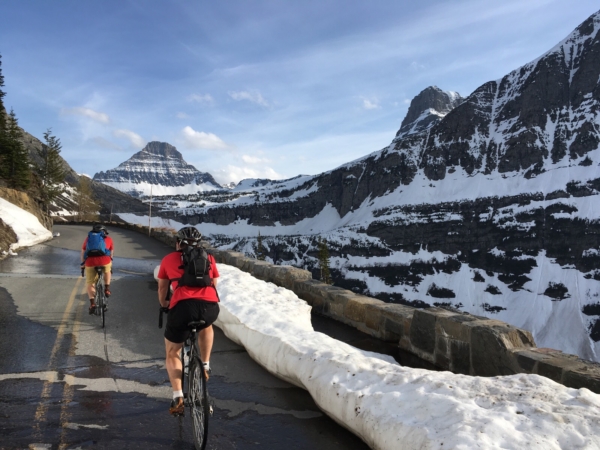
left=158, top=306, right=169, bottom=328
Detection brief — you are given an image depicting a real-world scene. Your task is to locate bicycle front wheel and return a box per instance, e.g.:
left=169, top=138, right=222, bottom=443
left=188, top=358, right=209, bottom=450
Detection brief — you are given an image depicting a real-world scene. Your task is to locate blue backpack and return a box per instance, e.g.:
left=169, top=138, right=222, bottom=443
left=84, top=231, right=111, bottom=259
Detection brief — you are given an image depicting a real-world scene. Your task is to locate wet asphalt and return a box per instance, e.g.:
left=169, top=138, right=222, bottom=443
left=0, top=224, right=399, bottom=450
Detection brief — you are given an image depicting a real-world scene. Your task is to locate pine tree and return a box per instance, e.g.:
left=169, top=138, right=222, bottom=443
left=317, top=237, right=333, bottom=285
left=256, top=230, right=266, bottom=260
left=36, top=128, right=66, bottom=212
left=0, top=109, right=31, bottom=190
left=76, top=176, right=100, bottom=221
left=0, top=54, right=9, bottom=178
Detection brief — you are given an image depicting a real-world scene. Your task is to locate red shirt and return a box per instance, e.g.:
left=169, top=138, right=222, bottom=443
left=82, top=236, right=114, bottom=267
left=158, top=251, right=220, bottom=308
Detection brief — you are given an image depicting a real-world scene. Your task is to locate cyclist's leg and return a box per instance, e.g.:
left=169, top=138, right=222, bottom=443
left=165, top=338, right=185, bottom=392
left=85, top=267, right=99, bottom=312
left=198, top=326, right=214, bottom=365
left=103, top=262, right=112, bottom=297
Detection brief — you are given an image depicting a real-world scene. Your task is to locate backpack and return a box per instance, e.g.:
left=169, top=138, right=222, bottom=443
left=176, top=246, right=212, bottom=288
left=84, top=231, right=110, bottom=259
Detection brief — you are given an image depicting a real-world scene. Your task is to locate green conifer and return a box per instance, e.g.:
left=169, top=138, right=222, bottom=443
left=1, top=109, right=31, bottom=190
left=256, top=230, right=266, bottom=260
left=317, top=237, right=333, bottom=285
left=36, top=128, right=66, bottom=212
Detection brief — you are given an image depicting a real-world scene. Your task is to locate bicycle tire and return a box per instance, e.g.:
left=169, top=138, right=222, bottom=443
left=180, top=342, right=187, bottom=394
left=95, top=274, right=105, bottom=328
left=188, top=357, right=209, bottom=450
left=100, top=292, right=105, bottom=328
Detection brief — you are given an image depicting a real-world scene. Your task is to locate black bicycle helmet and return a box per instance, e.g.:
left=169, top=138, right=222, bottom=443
left=92, top=223, right=108, bottom=235
left=176, top=226, right=201, bottom=246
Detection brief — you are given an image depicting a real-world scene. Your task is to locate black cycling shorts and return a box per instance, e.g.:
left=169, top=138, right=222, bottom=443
left=164, top=299, right=220, bottom=344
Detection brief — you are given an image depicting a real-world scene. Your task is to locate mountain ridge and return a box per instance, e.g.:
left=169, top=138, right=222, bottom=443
left=131, top=10, right=600, bottom=363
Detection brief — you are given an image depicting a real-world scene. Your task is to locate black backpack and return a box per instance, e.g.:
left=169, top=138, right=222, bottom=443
left=176, top=246, right=212, bottom=288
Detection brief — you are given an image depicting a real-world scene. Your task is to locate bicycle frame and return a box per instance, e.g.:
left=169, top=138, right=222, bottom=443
left=94, top=266, right=106, bottom=328
left=159, top=308, right=210, bottom=450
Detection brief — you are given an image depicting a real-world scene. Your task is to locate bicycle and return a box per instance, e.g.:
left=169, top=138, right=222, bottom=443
left=159, top=307, right=211, bottom=450
left=82, top=266, right=107, bottom=328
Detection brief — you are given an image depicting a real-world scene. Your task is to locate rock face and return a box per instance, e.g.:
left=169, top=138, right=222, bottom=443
left=93, top=141, right=221, bottom=197
left=394, top=86, right=464, bottom=140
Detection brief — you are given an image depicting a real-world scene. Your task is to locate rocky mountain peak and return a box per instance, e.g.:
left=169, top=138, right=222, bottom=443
left=135, top=141, right=183, bottom=160
left=395, top=86, right=464, bottom=140
left=93, top=141, right=222, bottom=197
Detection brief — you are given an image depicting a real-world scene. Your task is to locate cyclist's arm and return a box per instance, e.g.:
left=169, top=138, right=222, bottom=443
left=212, top=278, right=218, bottom=288
left=80, top=249, right=85, bottom=266
left=158, top=278, right=170, bottom=308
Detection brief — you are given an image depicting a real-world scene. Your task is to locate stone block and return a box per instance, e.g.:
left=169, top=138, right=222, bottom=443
left=344, top=295, right=383, bottom=323
left=294, top=279, right=328, bottom=305
left=470, top=323, right=535, bottom=377
left=513, top=348, right=560, bottom=373
left=277, top=266, right=312, bottom=290
left=436, top=334, right=448, bottom=356
left=435, top=351, right=451, bottom=371
left=536, top=352, right=588, bottom=384
left=229, top=254, right=249, bottom=270
left=409, top=309, right=440, bottom=355
left=450, top=340, right=471, bottom=375
left=250, top=260, right=272, bottom=281
left=437, top=313, right=481, bottom=342
left=563, top=362, right=600, bottom=394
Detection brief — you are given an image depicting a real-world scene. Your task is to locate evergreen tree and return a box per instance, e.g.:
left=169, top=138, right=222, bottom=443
left=76, top=176, right=100, bottom=221
left=256, top=230, right=266, bottom=260
left=317, top=237, right=333, bottom=285
left=0, top=54, right=8, bottom=174
left=36, top=128, right=66, bottom=212
left=0, top=109, right=31, bottom=190
left=0, top=54, right=6, bottom=122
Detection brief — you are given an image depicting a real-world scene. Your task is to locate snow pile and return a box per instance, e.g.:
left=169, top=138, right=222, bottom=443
left=215, top=264, right=600, bottom=450
left=0, top=197, right=52, bottom=251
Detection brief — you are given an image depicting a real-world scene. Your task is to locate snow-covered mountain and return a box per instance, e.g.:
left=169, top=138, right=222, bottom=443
left=124, top=11, right=600, bottom=362
left=93, top=141, right=222, bottom=197
left=393, top=86, right=464, bottom=141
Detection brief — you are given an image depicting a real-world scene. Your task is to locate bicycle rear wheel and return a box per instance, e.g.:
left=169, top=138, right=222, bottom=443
left=188, top=358, right=209, bottom=450
left=100, top=293, right=105, bottom=328
left=95, top=278, right=105, bottom=328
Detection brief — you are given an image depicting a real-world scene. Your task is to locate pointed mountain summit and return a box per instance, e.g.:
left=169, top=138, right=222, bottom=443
left=93, top=141, right=221, bottom=197
left=391, top=11, right=600, bottom=180
left=394, top=86, right=464, bottom=140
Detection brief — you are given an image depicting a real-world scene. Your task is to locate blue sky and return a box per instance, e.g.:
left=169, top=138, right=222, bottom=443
left=1, top=0, right=599, bottom=185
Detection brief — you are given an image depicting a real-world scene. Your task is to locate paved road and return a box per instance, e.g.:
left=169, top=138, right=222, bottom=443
left=0, top=224, right=376, bottom=449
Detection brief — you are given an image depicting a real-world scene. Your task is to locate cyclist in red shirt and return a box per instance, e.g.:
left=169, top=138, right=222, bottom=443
left=80, top=224, right=114, bottom=314
left=157, top=226, right=220, bottom=415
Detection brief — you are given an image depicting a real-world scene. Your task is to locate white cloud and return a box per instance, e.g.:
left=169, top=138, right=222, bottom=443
left=181, top=126, right=230, bottom=150
left=228, top=90, right=269, bottom=107
left=214, top=164, right=283, bottom=185
left=60, top=107, right=110, bottom=124
left=176, top=112, right=189, bottom=119
left=409, top=61, right=426, bottom=71
left=188, top=93, right=214, bottom=105
left=362, top=98, right=380, bottom=110
left=90, top=136, right=123, bottom=151
left=242, top=154, right=271, bottom=164
left=113, top=129, right=146, bottom=149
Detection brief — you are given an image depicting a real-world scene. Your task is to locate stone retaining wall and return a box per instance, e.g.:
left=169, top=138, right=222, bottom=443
left=58, top=220, right=600, bottom=393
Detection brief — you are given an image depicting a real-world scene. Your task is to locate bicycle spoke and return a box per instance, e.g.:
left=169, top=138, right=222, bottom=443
left=189, top=359, right=209, bottom=450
